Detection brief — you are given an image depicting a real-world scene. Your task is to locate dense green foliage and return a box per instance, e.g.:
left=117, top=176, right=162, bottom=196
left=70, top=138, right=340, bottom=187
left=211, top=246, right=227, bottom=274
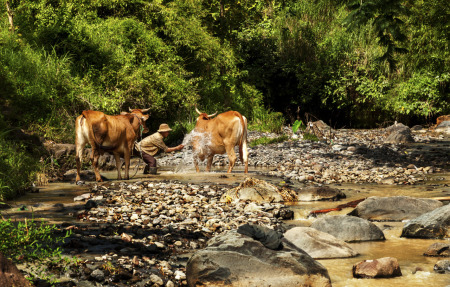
left=0, top=217, right=71, bottom=262
left=0, top=0, right=448, bottom=198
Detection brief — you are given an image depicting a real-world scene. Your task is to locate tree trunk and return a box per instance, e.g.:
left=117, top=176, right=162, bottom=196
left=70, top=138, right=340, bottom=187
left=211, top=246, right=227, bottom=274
left=6, top=1, right=14, bottom=33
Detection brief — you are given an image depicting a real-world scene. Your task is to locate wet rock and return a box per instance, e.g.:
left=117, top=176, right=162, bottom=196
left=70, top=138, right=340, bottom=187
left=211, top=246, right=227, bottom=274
left=401, top=203, right=450, bottom=239
left=284, top=227, right=358, bottom=259
left=433, top=259, right=450, bottom=274
left=353, top=257, right=402, bottom=278
left=310, top=215, right=385, bottom=242
left=297, top=186, right=346, bottom=201
left=423, top=243, right=450, bottom=257
left=220, top=177, right=297, bottom=203
left=186, top=230, right=331, bottom=287
left=0, top=252, right=32, bottom=287
left=348, top=196, right=443, bottom=221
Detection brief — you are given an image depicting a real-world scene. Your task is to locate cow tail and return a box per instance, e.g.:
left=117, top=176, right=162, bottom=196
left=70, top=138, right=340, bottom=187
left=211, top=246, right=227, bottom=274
left=236, top=112, right=247, bottom=146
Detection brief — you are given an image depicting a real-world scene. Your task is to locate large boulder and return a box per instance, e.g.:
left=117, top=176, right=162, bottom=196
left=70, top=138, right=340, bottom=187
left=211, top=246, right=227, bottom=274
left=385, top=123, right=414, bottom=144
left=186, top=230, right=331, bottom=287
left=310, top=215, right=385, bottom=242
left=348, top=196, right=443, bottom=221
left=352, top=257, right=402, bottom=278
left=220, top=178, right=297, bottom=203
left=284, top=227, right=358, bottom=259
left=401, top=203, right=450, bottom=239
left=297, top=186, right=346, bottom=201
left=0, top=252, right=32, bottom=287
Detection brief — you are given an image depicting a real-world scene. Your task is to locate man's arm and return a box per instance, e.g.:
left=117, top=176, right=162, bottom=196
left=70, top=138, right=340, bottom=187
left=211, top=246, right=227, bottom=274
left=166, top=144, right=184, bottom=153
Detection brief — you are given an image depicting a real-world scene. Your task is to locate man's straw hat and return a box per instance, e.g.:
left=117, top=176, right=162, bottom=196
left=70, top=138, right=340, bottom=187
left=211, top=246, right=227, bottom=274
left=158, top=123, right=172, bottom=132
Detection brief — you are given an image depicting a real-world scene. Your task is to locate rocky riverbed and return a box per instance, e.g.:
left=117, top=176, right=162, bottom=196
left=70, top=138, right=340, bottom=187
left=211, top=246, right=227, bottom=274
left=11, top=125, right=450, bottom=286
left=159, top=126, right=449, bottom=185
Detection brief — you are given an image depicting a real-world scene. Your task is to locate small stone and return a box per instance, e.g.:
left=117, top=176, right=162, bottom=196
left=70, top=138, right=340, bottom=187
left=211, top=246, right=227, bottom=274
left=174, top=270, right=186, bottom=280
left=90, top=269, right=105, bottom=282
left=150, top=274, right=164, bottom=285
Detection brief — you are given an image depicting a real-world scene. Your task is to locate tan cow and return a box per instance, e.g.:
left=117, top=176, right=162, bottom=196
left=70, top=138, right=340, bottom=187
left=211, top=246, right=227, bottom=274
left=192, top=108, right=248, bottom=173
left=75, top=108, right=149, bottom=182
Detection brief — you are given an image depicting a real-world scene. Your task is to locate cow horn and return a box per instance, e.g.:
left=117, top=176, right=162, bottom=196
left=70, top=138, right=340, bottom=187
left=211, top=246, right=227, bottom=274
left=207, top=112, right=218, bottom=118
left=195, top=106, right=202, bottom=115
left=129, top=107, right=133, bottom=112
left=141, top=108, right=150, bottom=113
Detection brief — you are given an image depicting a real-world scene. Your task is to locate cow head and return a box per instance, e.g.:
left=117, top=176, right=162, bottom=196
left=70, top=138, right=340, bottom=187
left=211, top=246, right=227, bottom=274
left=128, top=108, right=150, bottom=134
left=195, top=107, right=217, bottom=121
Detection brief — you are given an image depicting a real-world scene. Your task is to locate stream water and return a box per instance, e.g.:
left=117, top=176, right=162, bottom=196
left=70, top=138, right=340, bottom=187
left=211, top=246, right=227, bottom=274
left=5, top=167, right=450, bottom=287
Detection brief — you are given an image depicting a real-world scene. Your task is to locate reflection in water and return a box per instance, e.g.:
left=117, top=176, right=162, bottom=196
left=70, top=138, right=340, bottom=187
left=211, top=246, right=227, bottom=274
left=6, top=169, right=450, bottom=286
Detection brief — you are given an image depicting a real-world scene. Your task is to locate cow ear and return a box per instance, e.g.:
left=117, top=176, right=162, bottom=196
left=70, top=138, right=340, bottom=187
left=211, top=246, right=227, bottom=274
left=142, top=115, right=149, bottom=121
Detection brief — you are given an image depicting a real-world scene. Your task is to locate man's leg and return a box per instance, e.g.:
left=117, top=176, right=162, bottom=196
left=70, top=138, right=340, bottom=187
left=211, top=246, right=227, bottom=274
left=142, top=152, right=157, bottom=174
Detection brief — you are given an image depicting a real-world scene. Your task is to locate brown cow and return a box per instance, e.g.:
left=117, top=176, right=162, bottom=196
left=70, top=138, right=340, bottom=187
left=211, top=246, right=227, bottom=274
left=75, top=108, right=149, bottom=182
left=192, top=108, right=248, bottom=173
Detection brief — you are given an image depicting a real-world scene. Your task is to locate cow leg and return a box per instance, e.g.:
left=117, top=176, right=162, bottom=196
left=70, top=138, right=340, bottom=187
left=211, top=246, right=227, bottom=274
left=92, top=150, right=103, bottom=182
left=123, top=150, right=130, bottom=180
left=194, top=157, right=200, bottom=172
left=225, top=146, right=237, bottom=173
left=75, top=138, right=86, bottom=182
left=239, top=142, right=249, bottom=173
left=113, top=153, right=122, bottom=180
left=206, top=155, right=214, bottom=172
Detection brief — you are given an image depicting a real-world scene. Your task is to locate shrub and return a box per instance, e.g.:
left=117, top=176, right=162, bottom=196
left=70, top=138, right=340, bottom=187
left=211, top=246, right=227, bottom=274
left=0, top=129, right=39, bottom=201
left=0, top=217, right=71, bottom=263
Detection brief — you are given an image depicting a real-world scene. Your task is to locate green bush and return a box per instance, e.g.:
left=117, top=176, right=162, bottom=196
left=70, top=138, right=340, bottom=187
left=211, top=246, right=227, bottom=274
left=0, top=217, right=71, bottom=263
left=0, top=130, right=39, bottom=201
left=249, top=104, right=285, bottom=133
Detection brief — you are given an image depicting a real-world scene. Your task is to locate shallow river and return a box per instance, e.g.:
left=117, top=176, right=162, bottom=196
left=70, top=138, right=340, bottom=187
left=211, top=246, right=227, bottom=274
left=5, top=167, right=450, bottom=287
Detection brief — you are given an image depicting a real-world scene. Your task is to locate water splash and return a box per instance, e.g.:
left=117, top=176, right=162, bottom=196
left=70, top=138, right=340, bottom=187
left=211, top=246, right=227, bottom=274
left=175, top=130, right=212, bottom=173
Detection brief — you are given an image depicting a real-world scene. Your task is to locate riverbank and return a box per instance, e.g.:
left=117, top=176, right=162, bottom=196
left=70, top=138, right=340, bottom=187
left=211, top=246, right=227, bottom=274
left=5, top=126, right=450, bottom=286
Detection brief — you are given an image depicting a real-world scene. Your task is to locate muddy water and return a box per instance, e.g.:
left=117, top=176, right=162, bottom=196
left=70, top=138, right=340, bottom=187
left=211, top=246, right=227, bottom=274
left=5, top=167, right=450, bottom=287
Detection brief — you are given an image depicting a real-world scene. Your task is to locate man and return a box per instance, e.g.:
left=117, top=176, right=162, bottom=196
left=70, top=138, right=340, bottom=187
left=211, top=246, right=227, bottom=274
left=136, top=123, right=184, bottom=174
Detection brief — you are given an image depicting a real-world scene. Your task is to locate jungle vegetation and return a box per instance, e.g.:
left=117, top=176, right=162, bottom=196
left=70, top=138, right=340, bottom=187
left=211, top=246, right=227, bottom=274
left=0, top=0, right=448, bottom=199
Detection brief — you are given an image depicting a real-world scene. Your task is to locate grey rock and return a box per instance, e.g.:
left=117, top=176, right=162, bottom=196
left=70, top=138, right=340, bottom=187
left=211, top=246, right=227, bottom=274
left=385, top=123, right=414, bottom=143
left=401, top=204, right=450, bottom=239
left=186, top=231, right=331, bottom=287
left=348, top=196, right=443, bottom=221
left=284, top=227, right=358, bottom=259
left=310, top=215, right=385, bottom=242
left=433, top=259, right=450, bottom=274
